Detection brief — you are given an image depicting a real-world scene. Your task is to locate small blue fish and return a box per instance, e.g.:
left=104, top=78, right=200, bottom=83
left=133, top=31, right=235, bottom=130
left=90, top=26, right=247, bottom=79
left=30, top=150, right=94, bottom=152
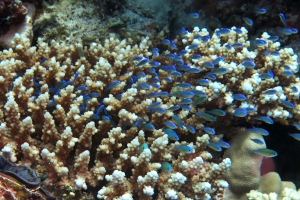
left=136, top=72, right=146, bottom=78
left=171, top=71, right=182, bottom=77
left=191, top=54, right=202, bottom=60
left=149, top=61, right=160, bottom=67
left=96, top=104, right=105, bottom=115
left=232, top=108, right=247, bottom=117
left=233, top=94, right=247, bottom=101
left=136, top=58, right=149, bottom=66
left=164, top=121, right=178, bottom=129
left=270, top=51, right=280, bottom=56
left=106, top=80, right=120, bottom=91
left=207, top=142, right=222, bottom=151
left=201, top=35, right=210, bottom=42
left=280, top=28, right=293, bottom=35
left=161, top=39, right=170, bottom=45
left=219, top=28, right=231, bottom=35
left=159, top=65, right=176, bottom=72
left=178, top=50, right=188, bottom=55
left=290, top=133, right=300, bottom=141
left=169, top=91, right=194, bottom=98
left=134, top=119, right=146, bottom=127
left=251, top=138, right=265, bottom=145
left=281, top=70, right=294, bottom=77
left=203, top=61, right=214, bottom=68
left=263, top=89, right=277, bottom=95
left=131, top=56, right=143, bottom=61
left=172, top=115, right=183, bottom=128
left=181, top=104, right=191, bottom=111
left=291, top=86, right=298, bottom=93
left=156, top=91, right=169, bottom=96
left=246, top=107, right=256, bottom=113
left=280, top=100, right=294, bottom=108
left=188, top=44, right=199, bottom=50
left=89, top=92, right=100, bottom=98
left=217, top=141, right=230, bottom=148
left=168, top=105, right=180, bottom=111
left=102, top=115, right=111, bottom=121
left=141, top=123, right=156, bottom=131
left=137, top=82, right=150, bottom=90
left=161, top=162, right=172, bottom=173
left=150, top=82, right=159, bottom=88
left=191, top=90, right=206, bottom=96
left=163, top=77, right=172, bottom=83
left=146, top=92, right=159, bottom=97
left=193, top=95, right=208, bottom=105
left=207, top=109, right=226, bottom=116
left=235, top=28, right=243, bottom=34
left=291, top=28, right=298, bottom=34
left=170, top=40, right=177, bottom=49
left=242, top=61, right=256, bottom=69
left=242, top=17, right=253, bottom=26
left=138, top=143, right=149, bottom=154
left=197, top=79, right=210, bottom=86
left=165, top=53, right=175, bottom=59
left=254, top=8, right=267, bottom=14
left=195, top=112, right=216, bottom=122
left=174, top=145, right=194, bottom=153
left=188, top=12, right=199, bottom=18
left=187, top=68, right=201, bottom=73
left=75, top=85, right=87, bottom=91
left=253, top=148, right=278, bottom=157
left=176, top=82, right=192, bottom=88
left=233, top=42, right=244, bottom=48
left=177, top=65, right=191, bottom=71
left=40, top=57, right=47, bottom=64
left=248, top=127, right=269, bottom=136
left=259, top=72, right=273, bottom=80
left=152, top=107, right=166, bottom=114
left=164, top=128, right=179, bottom=140
left=148, top=102, right=161, bottom=110
left=204, top=73, right=216, bottom=80
left=213, top=56, right=224, bottom=64
left=225, top=44, right=232, bottom=49
left=179, top=98, right=193, bottom=104
left=151, top=48, right=159, bottom=56
left=269, top=36, right=279, bottom=41
left=254, top=116, right=274, bottom=124
left=202, top=126, right=215, bottom=135
left=254, top=39, right=267, bottom=46
left=211, top=68, right=228, bottom=75
left=184, top=124, right=196, bottom=134
left=279, top=13, right=287, bottom=27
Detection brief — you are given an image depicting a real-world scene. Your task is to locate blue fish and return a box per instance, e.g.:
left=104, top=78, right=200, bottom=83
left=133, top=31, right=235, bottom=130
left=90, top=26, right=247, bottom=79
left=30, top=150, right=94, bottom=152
left=254, top=116, right=274, bottom=124
left=248, top=127, right=269, bottom=136
left=211, top=68, right=228, bottom=75
left=254, top=8, right=267, bottom=14
left=171, top=71, right=182, bottom=77
left=152, top=107, right=166, bottom=114
left=148, top=102, right=161, bottom=110
left=184, top=124, right=196, bottom=134
left=150, top=83, right=160, bottom=89
left=156, top=91, right=169, bottom=96
left=131, top=56, right=143, bottom=61
left=178, top=50, right=188, bottom=55
left=280, top=28, right=293, bottom=35
left=172, top=115, right=183, bottom=128
left=290, top=133, right=300, bottom=141
left=207, top=109, right=226, bottom=116
left=90, top=113, right=100, bottom=120
left=137, top=82, right=150, bottom=90
left=161, top=39, right=170, bottom=45
left=187, top=68, right=201, bottom=73
left=176, top=82, right=192, bottom=88
left=151, top=48, right=159, bottom=56
left=141, top=123, right=156, bottom=131
left=177, top=65, right=191, bottom=71
left=242, top=17, right=253, bottom=26
left=204, top=73, right=216, bottom=80
left=251, top=138, right=265, bottom=145
left=181, top=104, right=191, bottom=111
left=134, top=119, right=146, bottom=127
left=96, top=104, right=105, bottom=115
left=254, top=39, right=267, bottom=46
left=279, top=13, right=287, bottom=27
left=213, top=56, right=224, bottom=64
left=138, top=143, right=149, bottom=154
left=195, top=112, right=216, bottom=121
left=291, top=86, right=298, bottom=93
left=280, top=100, right=294, bottom=108
left=291, top=122, right=300, bottom=130
left=232, top=42, right=243, bottom=48
left=207, top=142, right=222, bottom=151
left=188, top=12, right=199, bottom=18
left=168, top=105, right=180, bottom=111
left=197, top=79, right=210, bottom=86
left=242, top=61, right=256, bottom=69
left=263, top=89, right=277, bottom=95
left=89, top=92, right=100, bottom=98
left=169, top=91, right=194, bottom=98
left=253, top=148, right=278, bottom=157
left=179, top=98, right=193, bottom=104
left=161, top=162, right=172, bottom=173
left=203, top=61, right=214, bottom=68
left=164, top=121, right=178, bottom=129
left=191, top=54, right=202, bottom=60
left=219, top=28, right=231, bottom=35
left=106, top=80, right=120, bottom=91
left=232, top=108, right=247, bottom=117
left=281, top=70, right=294, bottom=77
left=136, top=58, right=149, bottom=66
left=233, top=94, right=247, bottom=101
left=269, top=36, right=279, bottom=41
left=188, top=44, right=198, bottom=50
left=174, top=145, right=194, bottom=153
left=202, top=126, right=215, bottom=135
left=149, top=61, right=160, bottom=67
left=217, top=141, right=230, bottom=148
left=164, top=128, right=179, bottom=140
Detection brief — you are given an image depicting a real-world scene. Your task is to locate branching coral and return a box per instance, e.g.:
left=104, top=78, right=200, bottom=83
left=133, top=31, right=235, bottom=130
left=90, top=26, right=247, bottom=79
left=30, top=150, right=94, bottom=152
left=0, top=24, right=299, bottom=199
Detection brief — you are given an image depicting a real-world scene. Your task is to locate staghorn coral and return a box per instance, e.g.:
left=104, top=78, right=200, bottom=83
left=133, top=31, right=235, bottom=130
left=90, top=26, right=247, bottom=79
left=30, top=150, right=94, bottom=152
left=0, top=24, right=299, bottom=199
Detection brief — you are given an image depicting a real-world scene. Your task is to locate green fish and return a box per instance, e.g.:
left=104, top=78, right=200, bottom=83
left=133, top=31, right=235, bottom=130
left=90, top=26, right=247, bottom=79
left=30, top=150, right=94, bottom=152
left=253, top=148, right=278, bottom=157
left=138, top=143, right=149, bottom=154
left=161, top=162, right=172, bottom=173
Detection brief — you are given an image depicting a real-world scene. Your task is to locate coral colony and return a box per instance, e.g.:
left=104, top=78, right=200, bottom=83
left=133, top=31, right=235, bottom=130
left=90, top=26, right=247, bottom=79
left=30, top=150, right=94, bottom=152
left=1, top=1, right=300, bottom=200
